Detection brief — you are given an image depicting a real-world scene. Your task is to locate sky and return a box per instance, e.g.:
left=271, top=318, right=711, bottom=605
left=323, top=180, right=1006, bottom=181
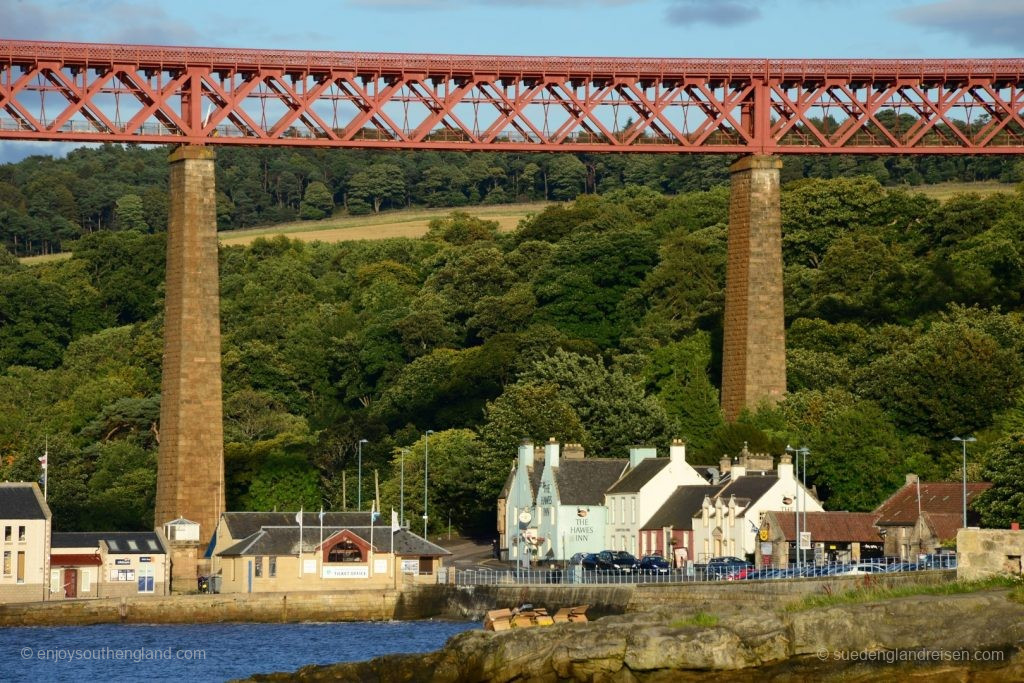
left=1, top=0, right=1022, bottom=162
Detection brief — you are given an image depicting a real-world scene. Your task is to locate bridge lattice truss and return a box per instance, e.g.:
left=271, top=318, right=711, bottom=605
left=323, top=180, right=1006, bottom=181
left=2, top=41, right=1024, bottom=154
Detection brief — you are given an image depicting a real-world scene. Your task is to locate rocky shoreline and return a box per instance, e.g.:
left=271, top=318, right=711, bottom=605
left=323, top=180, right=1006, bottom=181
left=246, top=589, right=1024, bottom=681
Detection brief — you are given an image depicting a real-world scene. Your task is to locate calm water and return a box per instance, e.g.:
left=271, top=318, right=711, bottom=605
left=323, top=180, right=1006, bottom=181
left=0, top=620, right=476, bottom=682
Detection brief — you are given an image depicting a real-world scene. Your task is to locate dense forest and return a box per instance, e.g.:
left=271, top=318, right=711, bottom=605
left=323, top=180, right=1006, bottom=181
left=1, top=142, right=1023, bottom=256
left=1, top=143, right=1024, bottom=535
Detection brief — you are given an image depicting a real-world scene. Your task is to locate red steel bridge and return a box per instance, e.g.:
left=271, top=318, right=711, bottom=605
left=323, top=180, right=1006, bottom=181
left=2, top=40, right=1024, bottom=154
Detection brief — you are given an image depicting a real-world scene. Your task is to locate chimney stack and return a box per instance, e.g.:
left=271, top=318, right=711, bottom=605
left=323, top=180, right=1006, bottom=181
left=669, top=439, right=686, bottom=464
left=778, top=453, right=794, bottom=481
left=545, top=437, right=560, bottom=469
left=905, top=473, right=919, bottom=486
left=629, top=446, right=657, bottom=468
left=518, top=439, right=534, bottom=470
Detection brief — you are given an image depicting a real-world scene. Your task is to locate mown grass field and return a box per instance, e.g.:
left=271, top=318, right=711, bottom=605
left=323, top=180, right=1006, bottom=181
left=217, top=202, right=550, bottom=246
left=16, top=182, right=1019, bottom=264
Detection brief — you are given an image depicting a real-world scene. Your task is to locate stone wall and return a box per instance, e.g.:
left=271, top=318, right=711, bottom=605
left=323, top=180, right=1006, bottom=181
left=958, top=528, right=1024, bottom=581
left=0, top=571, right=956, bottom=627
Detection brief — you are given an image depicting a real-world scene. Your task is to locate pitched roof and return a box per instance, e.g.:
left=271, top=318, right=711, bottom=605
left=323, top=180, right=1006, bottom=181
left=52, top=532, right=166, bottom=554
left=873, top=482, right=992, bottom=526
left=498, top=455, right=545, bottom=500
left=0, top=483, right=49, bottom=520
left=921, top=512, right=966, bottom=542
left=642, top=485, right=724, bottom=530
left=716, top=473, right=780, bottom=506
left=217, top=525, right=450, bottom=557
left=221, top=511, right=378, bottom=539
left=606, top=458, right=670, bottom=494
left=554, top=459, right=628, bottom=505
left=767, top=511, right=881, bottom=542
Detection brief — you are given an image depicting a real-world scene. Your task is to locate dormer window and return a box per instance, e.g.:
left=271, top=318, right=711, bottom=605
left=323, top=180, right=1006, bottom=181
left=327, top=540, right=363, bottom=563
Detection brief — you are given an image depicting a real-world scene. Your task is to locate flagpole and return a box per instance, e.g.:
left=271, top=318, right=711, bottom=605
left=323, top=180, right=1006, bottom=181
left=297, top=507, right=303, bottom=578
left=319, top=506, right=324, bottom=580
left=43, top=436, right=48, bottom=501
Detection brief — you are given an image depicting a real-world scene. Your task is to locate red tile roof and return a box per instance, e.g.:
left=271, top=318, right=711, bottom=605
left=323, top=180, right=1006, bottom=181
left=921, top=512, right=966, bottom=542
left=767, top=511, right=881, bottom=542
left=873, top=482, right=991, bottom=525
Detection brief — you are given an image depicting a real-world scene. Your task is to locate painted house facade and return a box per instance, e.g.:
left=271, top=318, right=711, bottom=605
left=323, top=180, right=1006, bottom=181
left=755, top=511, right=883, bottom=567
left=0, top=483, right=51, bottom=603
left=640, top=484, right=724, bottom=567
left=692, top=453, right=823, bottom=561
left=498, top=441, right=545, bottom=561
left=50, top=532, right=169, bottom=598
left=532, top=440, right=627, bottom=562
left=604, top=440, right=710, bottom=557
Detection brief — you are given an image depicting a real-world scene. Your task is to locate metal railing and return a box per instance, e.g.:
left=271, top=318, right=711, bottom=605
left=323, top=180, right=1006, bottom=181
left=452, top=558, right=957, bottom=586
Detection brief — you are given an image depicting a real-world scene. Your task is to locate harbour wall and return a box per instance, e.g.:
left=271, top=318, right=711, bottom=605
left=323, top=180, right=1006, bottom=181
left=0, top=571, right=955, bottom=627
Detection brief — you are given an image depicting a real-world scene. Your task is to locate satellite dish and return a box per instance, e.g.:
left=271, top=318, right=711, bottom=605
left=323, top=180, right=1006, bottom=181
left=518, top=511, right=532, bottom=524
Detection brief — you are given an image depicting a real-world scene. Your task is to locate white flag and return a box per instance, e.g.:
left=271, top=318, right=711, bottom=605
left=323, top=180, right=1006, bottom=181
left=38, top=454, right=47, bottom=469
left=391, top=508, right=400, bottom=533
left=295, top=508, right=303, bottom=525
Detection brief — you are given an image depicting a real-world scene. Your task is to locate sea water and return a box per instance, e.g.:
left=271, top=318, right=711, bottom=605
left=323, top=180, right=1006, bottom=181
left=0, top=620, right=475, bottom=682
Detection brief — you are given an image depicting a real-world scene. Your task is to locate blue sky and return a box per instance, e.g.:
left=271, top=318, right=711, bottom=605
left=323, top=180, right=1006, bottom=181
left=2, top=0, right=1022, bottom=161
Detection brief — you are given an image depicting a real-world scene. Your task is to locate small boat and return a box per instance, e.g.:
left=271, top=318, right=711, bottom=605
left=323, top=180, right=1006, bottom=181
left=483, top=604, right=588, bottom=631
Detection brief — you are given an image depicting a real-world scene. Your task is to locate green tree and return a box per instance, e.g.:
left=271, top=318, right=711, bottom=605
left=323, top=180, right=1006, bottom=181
left=298, top=180, right=334, bottom=220
left=975, top=433, right=1024, bottom=528
left=347, top=163, right=406, bottom=213
left=114, top=194, right=148, bottom=232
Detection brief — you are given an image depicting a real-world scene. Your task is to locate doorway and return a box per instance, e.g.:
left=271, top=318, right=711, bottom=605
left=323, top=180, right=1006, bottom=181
left=63, top=568, right=77, bottom=598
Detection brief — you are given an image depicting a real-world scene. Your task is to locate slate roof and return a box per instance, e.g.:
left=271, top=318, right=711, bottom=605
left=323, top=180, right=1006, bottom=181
left=767, top=512, right=881, bottom=542
left=52, top=532, right=166, bottom=554
left=497, top=457, right=547, bottom=500
left=222, top=511, right=378, bottom=539
left=0, top=483, right=48, bottom=520
left=642, top=485, right=724, bottom=530
left=606, top=458, right=670, bottom=494
left=715, top=473, right=780, bottom=505
left=554, top=459, right=628, bottom=505
left=218, top=525, right=450, bottom=558
left=873, top=482, right=991, bottom=526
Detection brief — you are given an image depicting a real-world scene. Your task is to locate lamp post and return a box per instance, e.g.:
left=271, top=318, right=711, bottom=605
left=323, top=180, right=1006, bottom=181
left=952, top=436, right=976, bottom=529
left=797, top=447, right=810, bottom=566
left=424, top=430, right=434, bottom=538
left=357, top=438, right=368, bottom=511
left=400, top=448, right=407, bottom=528
left=785, top=445, right=799, bottom=570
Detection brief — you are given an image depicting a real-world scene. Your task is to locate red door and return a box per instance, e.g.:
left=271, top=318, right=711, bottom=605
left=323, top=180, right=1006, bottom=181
left=63, top=568, right=77, bottom=598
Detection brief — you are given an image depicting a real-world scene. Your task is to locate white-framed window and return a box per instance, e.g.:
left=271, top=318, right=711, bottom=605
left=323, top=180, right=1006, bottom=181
left=2, top=551, right=10, bottom=575
left=618, top=498, right=624, bottom=523
left=254, top=556, right=263, bottom=578
left=608, top=501, right=614, bottom=524
left=269, top=556, right=277, bottom=578
left=3, top=526, right=10, bottom=542
left=82, top=569, right=91, bottom=592
left=630, top=499, right=636, bottom=524
left=137, top=566, right=154, bottom=593
left=17, top=526, right=25, bottom=542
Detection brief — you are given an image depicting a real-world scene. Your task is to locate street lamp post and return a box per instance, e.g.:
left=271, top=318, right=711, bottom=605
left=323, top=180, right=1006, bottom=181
left=424, top=430, right=434, bottom=538
left=786, top=445, right=799, bottom=570
left=798, top=447, right=810, bottom=567
left=952, top=436, right=976, bottom=529
left=357, top=438, right=368, bottom=511
left=400, top=448, right=407, bottom=528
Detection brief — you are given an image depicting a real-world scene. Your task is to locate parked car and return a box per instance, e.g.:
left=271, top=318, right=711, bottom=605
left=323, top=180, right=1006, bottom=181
left=638, top=555, right=671, bottom=575
left=705, top=556, right=752, bottom=580
left=843, top=563, right=889, bottom=575
left=568, top=552, right=599, bottom=572
left=596, top=550, right=640, bottom=574
left=920, top=553, right=957, bottom=570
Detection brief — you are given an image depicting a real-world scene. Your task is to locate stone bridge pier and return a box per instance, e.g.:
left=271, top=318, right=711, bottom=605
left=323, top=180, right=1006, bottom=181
left=721, top=155, right=786, bottom=421
left=154, top=146, right=225, bottom=587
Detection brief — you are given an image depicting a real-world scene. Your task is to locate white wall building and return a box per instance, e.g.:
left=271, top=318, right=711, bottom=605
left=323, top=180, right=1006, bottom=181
left=532, top=440, right=627, bottom=562
left=692, top=453, right=823, bottom=561
left=604, top=440, right=709, bottom=557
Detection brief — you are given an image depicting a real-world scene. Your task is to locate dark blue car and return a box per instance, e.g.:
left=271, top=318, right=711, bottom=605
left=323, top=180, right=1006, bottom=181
left=639, top=555, right=671, bottom=574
